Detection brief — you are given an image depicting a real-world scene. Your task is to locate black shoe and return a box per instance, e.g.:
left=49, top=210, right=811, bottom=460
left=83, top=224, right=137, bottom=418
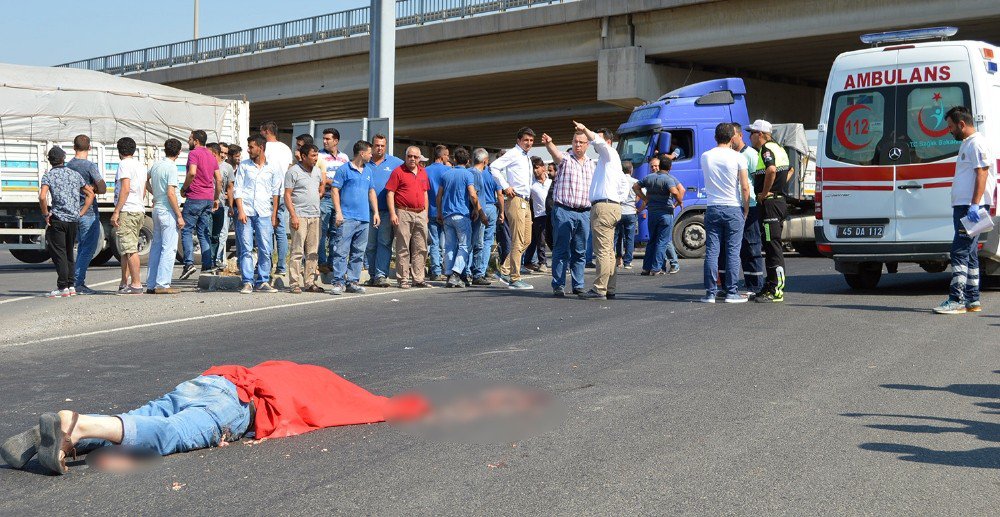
left=585, top=262, right=596, bottom=269
left=179, top=265, right=197, bottom=280
left=579, top=289, right=606, bottom=301
left=553, top=289, right=566, bottom=298
left=572, top=288, right=585, bottom=295
left=605, top=292, right=616, bottom=300
left=472, top=276, right=492, bottom=286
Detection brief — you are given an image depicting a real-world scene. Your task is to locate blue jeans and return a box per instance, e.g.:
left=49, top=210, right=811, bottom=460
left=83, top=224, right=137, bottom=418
left=74, top=210, right=101, bottom=287
left=443, top=214, right=472, bottom=275
left=949, top=205, right=986, bottom=303
left=236, top=214, right=274, bottom=286
left=333, top=219, right=369, bottom=285
left=366, top=210, right=394, bottom=279
left=471, top=204, right=498, bottom=278
left=703, top=205, right=745, bottom=296
left=273, top=204, right=289, bottom=273
left=614, top=213, right=638, bottom=265
left=319, top=196, right=341, bottom=268
left=550, top=205, right=590, bottom=290
left=146, top=207, right=178, bottom=289
left=644, top=209, right=678, bottom=272
left=182, top=198, right=215, bottom=269
left=496, top=216, right=511, bottom=266
left=77, top=375, right=252, bottom=456
left=211, top=205, right=229, bottom=266
left=427, top=218, right=444, bottom=276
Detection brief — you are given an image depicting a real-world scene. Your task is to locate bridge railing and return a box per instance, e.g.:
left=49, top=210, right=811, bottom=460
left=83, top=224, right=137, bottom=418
left=58, top=0, right=568, bottom=75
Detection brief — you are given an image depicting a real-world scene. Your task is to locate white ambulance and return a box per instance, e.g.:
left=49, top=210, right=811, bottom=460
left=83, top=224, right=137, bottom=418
left=815, top=27, right=1000, bottom=289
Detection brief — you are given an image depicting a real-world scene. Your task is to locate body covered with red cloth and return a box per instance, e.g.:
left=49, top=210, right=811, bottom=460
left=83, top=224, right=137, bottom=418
left=203, top=361, right=418, bottom=439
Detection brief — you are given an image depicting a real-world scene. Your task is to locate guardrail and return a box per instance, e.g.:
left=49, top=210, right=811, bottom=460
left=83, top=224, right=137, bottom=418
left=58, top=0, right=568, bottom=75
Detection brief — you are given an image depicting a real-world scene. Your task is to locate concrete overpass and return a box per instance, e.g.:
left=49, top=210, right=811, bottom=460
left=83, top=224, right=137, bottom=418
left=68, top=0, right=1000, bottom=148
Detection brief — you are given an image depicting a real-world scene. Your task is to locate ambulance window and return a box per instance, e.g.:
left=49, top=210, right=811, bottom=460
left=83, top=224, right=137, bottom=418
left=903, top=85, right=967, bottom=162
left=827, top=89, right=887, bottom=165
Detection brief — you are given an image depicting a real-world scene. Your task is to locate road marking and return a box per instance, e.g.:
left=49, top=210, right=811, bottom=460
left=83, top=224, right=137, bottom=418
left=0, top=277, right=132, bottom=305
left=0, top=287, right=427, bottom=349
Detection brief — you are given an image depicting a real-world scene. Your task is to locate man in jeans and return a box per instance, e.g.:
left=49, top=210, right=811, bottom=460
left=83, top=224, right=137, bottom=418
left=436, top=147, right=480, bottom=288
left=330, top=140, right=379, bottom=295
left=699, top=123, right=750, bottom=304
left=233, top=134, right=281, bottom=294
left=635, top=157, right=684, bottom=276
left=318, top=128, right=350, bottom=273
left=145, top=139, right=185, bottom=294
left=65, top=135, right=106, bottom=294
left=425, top=145, right=451, bottom=281
left=934, top=106, right=996, bottom=314
left=180, top=130, right=221, bottom=279
left=110, top=137, right=148, bottom=296
left=261, top=121, right=293, bottom=279
left=614, top=161, right=639, bottom=269
left=469, top=148, right=503, bottom=286
left=284, top=144, right=325, bottom=294
left=39, top=147, right=94, bottom=298
left=540, top=131, right=594, bottom=297
left=366, top=134, right=403, bottom=287
left=209, top=142, right=232, bottom=270
left=386, top=147, right=431, bottom=289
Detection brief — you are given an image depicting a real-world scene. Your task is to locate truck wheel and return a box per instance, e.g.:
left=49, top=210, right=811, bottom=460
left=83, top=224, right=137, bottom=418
left=793, top=241, right=821, bottom=257
left=9, top=249, right=51, bottom=264
left=919, top=262, right=948, bottom=273
left=111, top=215, right=155, bottom=266
left=673, top=212, right=706, bottom=259
left=844, top=265, right=882, bottom=290
left=91, top=246, right=116, bottom=266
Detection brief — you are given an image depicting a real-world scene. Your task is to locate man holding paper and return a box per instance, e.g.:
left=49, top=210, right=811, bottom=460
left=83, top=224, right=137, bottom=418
left=933, top=107, right=996, bottom=315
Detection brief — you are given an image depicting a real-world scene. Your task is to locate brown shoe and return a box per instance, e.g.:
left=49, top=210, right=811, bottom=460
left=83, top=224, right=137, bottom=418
left=305, top=285, right=326, bottom=293
left=154, top=287, right=179, bottom=294
left=398, top=282, right=411, bottom=289
left=412, top=281, right=431, bottom=288
left=289, top=286, right=303, bottom=294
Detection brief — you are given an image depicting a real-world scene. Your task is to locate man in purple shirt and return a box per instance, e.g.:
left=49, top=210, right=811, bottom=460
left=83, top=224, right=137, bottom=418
left=180, top=130, right=221, bottom=279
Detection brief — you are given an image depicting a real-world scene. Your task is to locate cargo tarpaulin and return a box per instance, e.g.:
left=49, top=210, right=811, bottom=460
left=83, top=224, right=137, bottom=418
left=0, top=63, right=235, bottom=145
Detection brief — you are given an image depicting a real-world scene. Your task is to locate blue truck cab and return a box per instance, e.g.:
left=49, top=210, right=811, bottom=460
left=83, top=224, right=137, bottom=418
left=616, top=78, right=750, bottom=257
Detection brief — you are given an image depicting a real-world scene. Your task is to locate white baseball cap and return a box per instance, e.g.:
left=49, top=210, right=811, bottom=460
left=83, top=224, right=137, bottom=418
left=748, top=119, right=772, bottom=133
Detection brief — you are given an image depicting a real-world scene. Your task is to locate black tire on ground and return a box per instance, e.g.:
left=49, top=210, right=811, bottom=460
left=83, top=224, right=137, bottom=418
left=844, top=264, right=882, bottom=290
left=91, top=246, right=116, bottom=266
left=792, top=241, right=822, bottom=257
left=919, top=262, right=948, bottom=273
left=111, top=215, right=155, bottom=266
left=9, top=249, right=51, bottom=264
left=673, top=212, right=706, bottom=259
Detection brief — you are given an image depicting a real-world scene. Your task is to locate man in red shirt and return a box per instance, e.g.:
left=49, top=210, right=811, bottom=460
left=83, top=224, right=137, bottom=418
left=2, top=361, right=424, bottom=475
left=385, top=146, right=431, bottom=288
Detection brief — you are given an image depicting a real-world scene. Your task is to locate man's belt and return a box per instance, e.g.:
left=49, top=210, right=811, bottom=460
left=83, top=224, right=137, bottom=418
left=555, top=202, right=590, bottom=213
left=591, top=199, right=619, bottom=205
left=396, top=206, right=426, bottom=213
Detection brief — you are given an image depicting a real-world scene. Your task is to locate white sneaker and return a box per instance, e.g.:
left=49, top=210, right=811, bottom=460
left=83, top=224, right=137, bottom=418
left=724, top=293, right=749, bottom=304
left=67, top=286, right=77, bottom=296
left=698, top=295, right=716, bottom=303
left=46, top=289, right=70, bottom=298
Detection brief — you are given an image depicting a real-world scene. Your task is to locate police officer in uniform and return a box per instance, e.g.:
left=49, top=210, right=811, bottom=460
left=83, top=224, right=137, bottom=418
left=748, top=120, right=789, bottom=303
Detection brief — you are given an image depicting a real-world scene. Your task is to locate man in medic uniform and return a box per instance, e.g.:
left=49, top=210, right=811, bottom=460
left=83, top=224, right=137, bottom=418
left=748, top=120, right=789, bottom=303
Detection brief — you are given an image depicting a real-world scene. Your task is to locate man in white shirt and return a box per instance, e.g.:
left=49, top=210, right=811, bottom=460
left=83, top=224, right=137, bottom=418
left=233, top=134, right=282, bottom=294
left=489, top=127, right=536, bottom=290
left=260, top=121, right=293, bottom=279
left=318, top=128, right=350, bottom=273
left=110, top=137, right=148, bottom=296
left=574, top=121, right=625, bottom=300
left=615, top=161, right=640, bottom=269
left=699, top=123, right=750, bottom=304
left=934, top=106, right=997, bottom=314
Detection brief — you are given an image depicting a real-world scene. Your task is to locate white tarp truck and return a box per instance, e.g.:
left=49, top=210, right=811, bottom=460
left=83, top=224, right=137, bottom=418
left=0, top=63, right=249, bottom=264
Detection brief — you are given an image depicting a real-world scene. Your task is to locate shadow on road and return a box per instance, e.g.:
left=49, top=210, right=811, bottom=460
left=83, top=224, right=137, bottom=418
left=843, top=376, right=1000, bottom=469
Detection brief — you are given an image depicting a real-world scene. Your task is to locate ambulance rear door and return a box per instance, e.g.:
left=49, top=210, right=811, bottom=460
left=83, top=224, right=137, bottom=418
left=892, top=45, right=973, bottom=241
left=822, top=50, right=898, bottom=243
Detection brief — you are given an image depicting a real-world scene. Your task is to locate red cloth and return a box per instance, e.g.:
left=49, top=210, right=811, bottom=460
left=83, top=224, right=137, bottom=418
left=385, top=165, right=430, bottom=210
left=203, top=361, right=399, bottom=439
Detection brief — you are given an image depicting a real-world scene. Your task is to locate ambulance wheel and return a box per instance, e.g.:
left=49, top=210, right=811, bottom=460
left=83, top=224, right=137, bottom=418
left=844, top=266, right=882, bottom=290
left=673, top=212, right=706, bottom=259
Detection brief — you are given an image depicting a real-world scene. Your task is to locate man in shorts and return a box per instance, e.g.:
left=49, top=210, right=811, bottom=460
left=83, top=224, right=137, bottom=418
left=110, top=137, right=148, bottom=295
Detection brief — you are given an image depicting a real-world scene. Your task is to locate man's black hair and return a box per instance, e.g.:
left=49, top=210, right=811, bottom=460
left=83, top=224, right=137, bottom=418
left=117, top=137, right=137, bottom=157
left=322, top=127, right=341, bottom=140
left=206, top=143, right=222, bottom=155
left=191, top=130, right=208, bottom=145
left=597, top=128, right=614, bottom=141
left=259, top=121, right=278, bottom=136
left=714, top=122, right=736, bottom=144
left=298, top=143, right=319, bottom=157
left=452, top=147, right=471, bottom=166
left=516, top=127, right=536, bottom=140
left=657, top=155, right=673, bottom=172
left=164, top=138, right=182, bottom=158
left=247, top=134, right=267, bottom=149
left=296, top=133, right=314, bottom=146
left=353, top=140, right=372, bottom=156
left=946, top=106, right=975, bottom=126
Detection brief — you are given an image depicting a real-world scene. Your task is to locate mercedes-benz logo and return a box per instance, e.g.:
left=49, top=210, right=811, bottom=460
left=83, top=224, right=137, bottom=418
left=888, top=147, right=902, bottom=160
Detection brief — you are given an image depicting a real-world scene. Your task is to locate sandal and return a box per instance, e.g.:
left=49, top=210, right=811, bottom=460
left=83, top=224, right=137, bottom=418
left=37, top=412, right=78, bottom=475
left=0, top=426, right=40, bottom=469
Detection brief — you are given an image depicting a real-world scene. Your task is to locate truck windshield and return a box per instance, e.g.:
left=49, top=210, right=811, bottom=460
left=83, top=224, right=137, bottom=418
left=617, top=132, right=652, bottom=165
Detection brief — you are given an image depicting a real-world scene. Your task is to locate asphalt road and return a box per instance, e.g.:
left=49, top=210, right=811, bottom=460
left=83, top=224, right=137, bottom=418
left=1, top=252, right=999, bottom=515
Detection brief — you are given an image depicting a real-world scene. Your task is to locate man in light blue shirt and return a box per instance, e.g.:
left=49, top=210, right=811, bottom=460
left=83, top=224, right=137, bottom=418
left=233, top=134, right=282, bottom=294
left=145, top=138, right=185, bottom=293
left=425, top=145, right=451, bottom=280
left=331, top=140, right=379, bottom=295
left=366, top=134, right=404, bottom=287
left=436, top=147, right=480, bottom=288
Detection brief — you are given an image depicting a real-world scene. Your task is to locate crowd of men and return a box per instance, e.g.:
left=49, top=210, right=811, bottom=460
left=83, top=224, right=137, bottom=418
left=37, top=120, right=652, bottom=300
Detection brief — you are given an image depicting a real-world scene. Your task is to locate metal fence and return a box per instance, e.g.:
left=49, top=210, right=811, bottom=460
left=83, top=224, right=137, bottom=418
left=59, top=0, right=568, bottom=75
